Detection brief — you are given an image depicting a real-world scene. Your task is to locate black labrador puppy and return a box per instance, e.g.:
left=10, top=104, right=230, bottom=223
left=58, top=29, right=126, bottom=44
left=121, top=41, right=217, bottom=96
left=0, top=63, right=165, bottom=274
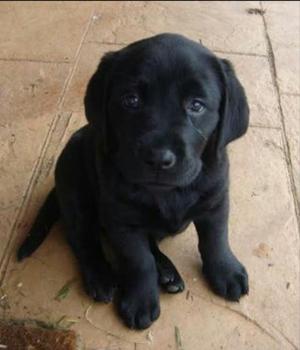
left=18, top=33, right=249, bottom=330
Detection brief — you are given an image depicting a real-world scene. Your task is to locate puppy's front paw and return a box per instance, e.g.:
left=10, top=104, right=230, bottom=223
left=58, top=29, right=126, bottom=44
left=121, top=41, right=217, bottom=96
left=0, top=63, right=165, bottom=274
left=203, top=255, right=248, bottom=301
left=118, top=282, right=160, bottom=329
left=157, top=258, right=185, bottom=293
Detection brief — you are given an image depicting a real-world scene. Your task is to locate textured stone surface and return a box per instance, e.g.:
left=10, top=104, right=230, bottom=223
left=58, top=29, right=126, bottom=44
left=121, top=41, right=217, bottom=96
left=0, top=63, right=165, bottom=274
left=62, top=42, right=121, bottom=112
left=0, top=1, right=93, bottom=62
left=263, top=1, right=300, bottom=49
left=88, top=1, right=267, bottom=54
left=219, top=53, right=281, bottom=127
left=0, top=61, right=70, bottom=261
left=0, top=2, right=299, bottom=350
left=273, top=46, right=300, bottom=94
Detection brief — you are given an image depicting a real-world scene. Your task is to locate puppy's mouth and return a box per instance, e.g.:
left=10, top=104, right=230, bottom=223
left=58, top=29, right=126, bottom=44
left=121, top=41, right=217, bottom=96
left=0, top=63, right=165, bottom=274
left=116, top=156, right=203, bottom=191
left=140, top=161, right=203, bottom=191
left=142, top=182, right=176, bottom=191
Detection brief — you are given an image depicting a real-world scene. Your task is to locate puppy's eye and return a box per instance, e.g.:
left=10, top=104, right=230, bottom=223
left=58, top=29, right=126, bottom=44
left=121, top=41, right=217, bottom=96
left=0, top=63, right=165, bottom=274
left=122, top=93, right=140, bottom=109
left=185, top=98, right=205, bottom=114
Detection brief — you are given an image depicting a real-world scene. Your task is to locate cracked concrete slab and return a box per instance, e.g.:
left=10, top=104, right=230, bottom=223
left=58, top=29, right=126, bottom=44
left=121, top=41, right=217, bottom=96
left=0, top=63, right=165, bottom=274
left=62, top=43, right=122, bottom=112
left=217, top=53, right=281, bottom=127
left=88, top=1, right=267, bottom=54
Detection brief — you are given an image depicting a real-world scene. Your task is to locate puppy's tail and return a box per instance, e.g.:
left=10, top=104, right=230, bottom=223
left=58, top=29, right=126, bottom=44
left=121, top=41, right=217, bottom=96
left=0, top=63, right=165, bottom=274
left=17, top=188, right=60, bottom=261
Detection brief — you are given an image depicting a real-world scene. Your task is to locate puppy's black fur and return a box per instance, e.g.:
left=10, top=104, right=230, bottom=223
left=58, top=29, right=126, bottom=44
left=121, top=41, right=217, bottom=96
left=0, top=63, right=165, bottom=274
left=18, top=34, right=249, bottom=329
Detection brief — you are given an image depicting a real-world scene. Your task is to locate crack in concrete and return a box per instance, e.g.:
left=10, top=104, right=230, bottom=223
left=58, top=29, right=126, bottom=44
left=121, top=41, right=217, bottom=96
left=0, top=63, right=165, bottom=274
left=249, top=124, right=281, bottom=130
left=281, top=92, right=300, bottom=97
left=84, top=304, right=149, bottom=346
left=191, top=292, right=281, bottom=346
left=192, top=291, right=299, bottom=349
left=0, top=57, right=70, bottom=64
left=267, top=320, right=299, bottom=350
left=260, top=1, right=300, bottom=233
left=213, top=49, right=268, bottom=58
left=86, top=40, right=270, bottom=60
left=86, top=40, right=125, bottom=47
left=264, top=139, right=284, bottom=152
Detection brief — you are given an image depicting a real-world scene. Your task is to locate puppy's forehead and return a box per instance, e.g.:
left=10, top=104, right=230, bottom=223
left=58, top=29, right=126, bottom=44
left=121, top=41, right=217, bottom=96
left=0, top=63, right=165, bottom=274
left=115, top=36, right=218, bottom=83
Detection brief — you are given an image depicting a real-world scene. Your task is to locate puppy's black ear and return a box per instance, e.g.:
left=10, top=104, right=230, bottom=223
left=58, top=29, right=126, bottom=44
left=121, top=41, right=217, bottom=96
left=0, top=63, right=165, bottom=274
left=84, top=51, right=116, bottom=152
left=216, top=59, right=249, bottom=153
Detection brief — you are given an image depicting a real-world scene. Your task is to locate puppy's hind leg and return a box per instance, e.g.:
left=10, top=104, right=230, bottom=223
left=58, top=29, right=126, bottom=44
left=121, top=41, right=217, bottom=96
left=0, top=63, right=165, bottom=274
left=150, top=239, right=185, bottom=293
left=59, top=196, right=116, bottom=303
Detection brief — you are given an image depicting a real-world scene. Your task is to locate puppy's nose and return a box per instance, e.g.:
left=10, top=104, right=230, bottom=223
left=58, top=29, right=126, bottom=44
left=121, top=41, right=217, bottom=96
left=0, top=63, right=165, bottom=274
left=143, top=149, right=176, bottom=170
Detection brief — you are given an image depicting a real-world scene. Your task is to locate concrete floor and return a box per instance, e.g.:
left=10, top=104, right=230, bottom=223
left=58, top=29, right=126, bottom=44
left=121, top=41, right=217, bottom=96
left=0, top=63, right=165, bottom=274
left=0, top=1, right=299, bottom=349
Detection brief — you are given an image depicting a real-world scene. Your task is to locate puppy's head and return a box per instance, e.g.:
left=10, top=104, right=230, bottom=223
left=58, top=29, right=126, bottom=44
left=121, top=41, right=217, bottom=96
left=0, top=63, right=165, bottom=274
left=85, top=33, right=249, bottom=190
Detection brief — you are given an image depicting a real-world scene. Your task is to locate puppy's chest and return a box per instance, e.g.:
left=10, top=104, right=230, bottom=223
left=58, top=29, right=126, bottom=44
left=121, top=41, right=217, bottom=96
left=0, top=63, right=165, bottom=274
left=149, top=191, right=199, bottom=236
